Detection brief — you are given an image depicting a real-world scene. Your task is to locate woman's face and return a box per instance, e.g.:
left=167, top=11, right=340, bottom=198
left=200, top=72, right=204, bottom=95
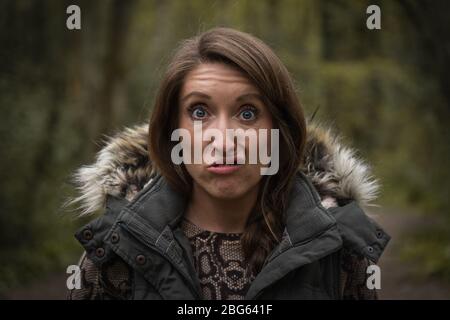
left=178, top=63, right=274, bottom=200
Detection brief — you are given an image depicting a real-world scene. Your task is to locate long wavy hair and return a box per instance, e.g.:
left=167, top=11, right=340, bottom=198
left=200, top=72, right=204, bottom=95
left=149, top=27, right=306, bottom=274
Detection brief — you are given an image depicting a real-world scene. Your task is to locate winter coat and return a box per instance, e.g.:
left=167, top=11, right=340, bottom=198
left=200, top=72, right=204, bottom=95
left=67, top=123, right=390, bottom=300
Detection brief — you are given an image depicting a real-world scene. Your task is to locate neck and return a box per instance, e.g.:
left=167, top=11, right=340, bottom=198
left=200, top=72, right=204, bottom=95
left=185, top=184, right=259, bottom=233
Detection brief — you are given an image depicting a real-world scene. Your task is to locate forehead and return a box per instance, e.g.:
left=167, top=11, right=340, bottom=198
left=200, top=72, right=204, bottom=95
left=181, top=63, right=258, bottom=95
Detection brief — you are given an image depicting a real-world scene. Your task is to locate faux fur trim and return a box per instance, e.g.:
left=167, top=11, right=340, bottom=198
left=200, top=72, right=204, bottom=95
left=303, top=124, right=380, bottom=208
left=67, top=123, right=379, bottom=216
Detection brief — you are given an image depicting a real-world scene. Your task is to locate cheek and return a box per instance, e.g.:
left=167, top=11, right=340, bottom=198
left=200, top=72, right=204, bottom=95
left=184, top=163, right=202, bottom=180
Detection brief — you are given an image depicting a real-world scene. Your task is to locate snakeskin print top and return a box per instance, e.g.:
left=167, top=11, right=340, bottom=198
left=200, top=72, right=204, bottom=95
left=180, top=218, right=255, bottom=300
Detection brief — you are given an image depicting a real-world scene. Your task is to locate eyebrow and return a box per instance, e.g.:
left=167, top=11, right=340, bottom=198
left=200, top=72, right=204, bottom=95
left=180, top=91, right=212, bottom=102
left=235, top=93, right=264, bottom=103
left=180, top=91, right=263, bottom=103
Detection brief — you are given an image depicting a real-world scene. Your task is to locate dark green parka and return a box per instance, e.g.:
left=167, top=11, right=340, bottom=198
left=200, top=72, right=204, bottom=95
left=67, top=123, right=390, bottom=300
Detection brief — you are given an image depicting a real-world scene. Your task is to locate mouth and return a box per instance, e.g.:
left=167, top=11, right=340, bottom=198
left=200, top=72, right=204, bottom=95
left=208, top=162, right=240, bottom=167
left=206, top=162, right=242, bottom=174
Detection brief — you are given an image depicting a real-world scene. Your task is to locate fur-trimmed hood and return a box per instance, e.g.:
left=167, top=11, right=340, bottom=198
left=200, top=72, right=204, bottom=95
left=69, top=122, right=379, bottom=216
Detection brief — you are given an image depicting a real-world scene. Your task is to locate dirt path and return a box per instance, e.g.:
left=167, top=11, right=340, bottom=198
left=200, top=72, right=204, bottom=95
left=371, top=207, right=450, bottom=299
left=5, top=207, right=450, bottom=299
left=5, top=273, right=68, bottom=300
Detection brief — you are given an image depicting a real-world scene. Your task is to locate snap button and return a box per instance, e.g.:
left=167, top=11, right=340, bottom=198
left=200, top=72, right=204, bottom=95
left=82, top=229, right=93, bottom=240
left=95, top=247, right=105, bottom=257
left=111, top=232, right=120, bottom=244
left=136, top=254, right=147, bottom=265
left=367, top=246, right=374, bottom=253
left=376, top=231, right=383, bottom=239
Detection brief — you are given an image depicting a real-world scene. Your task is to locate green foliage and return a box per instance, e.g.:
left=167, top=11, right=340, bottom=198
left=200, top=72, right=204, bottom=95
left=0, top=0, right=449, bottom=294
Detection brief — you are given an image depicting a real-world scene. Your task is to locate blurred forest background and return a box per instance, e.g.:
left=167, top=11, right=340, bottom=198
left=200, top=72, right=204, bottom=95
left=0, top=0, right=449, bottom=299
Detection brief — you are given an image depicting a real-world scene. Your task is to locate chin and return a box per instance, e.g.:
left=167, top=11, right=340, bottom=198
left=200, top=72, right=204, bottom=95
left=210, top=188, right=246, bottom=199
left=187, top=166, right=262, bottom=200
left=206, top=178, right=256, bottom=200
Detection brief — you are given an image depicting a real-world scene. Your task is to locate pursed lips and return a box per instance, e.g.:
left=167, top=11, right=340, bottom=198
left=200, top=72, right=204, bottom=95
left=207, top=156, right=245, bottom=167
left=206, top=156, right=244, bottom=174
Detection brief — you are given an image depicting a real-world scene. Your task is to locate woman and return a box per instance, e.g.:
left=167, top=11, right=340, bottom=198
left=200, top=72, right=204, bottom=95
left=68, top=28, right=390, bottom=300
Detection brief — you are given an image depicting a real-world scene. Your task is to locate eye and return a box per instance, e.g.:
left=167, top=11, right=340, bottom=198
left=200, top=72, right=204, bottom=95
left=238, top=106, right=257, bottom=121
left=190, top=105, right=208, bottom=120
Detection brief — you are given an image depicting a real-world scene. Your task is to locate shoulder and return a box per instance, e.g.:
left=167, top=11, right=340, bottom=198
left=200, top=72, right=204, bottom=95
left=326, top=201, right=390, bottom=264
left=293, top=170, right=391, bottom=264
left=300, top=124, right=391, bottom=261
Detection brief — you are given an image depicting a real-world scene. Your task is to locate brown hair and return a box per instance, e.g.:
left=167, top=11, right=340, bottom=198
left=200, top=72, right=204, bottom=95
left=149, top=27, right=306, bottom=274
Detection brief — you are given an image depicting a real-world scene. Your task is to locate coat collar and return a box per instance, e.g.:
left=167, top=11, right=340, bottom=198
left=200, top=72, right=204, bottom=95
left=67, top=122, right=381, bottom=216
left=105, top=171, right=339, bottom=247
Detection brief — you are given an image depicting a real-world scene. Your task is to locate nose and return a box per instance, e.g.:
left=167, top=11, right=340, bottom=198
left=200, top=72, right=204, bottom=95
left=208, top=114, right=238, bottom=162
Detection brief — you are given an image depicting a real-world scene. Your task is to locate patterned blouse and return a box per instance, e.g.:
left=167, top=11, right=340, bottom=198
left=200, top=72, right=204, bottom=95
left=180, top=218, right=255, bottom=299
